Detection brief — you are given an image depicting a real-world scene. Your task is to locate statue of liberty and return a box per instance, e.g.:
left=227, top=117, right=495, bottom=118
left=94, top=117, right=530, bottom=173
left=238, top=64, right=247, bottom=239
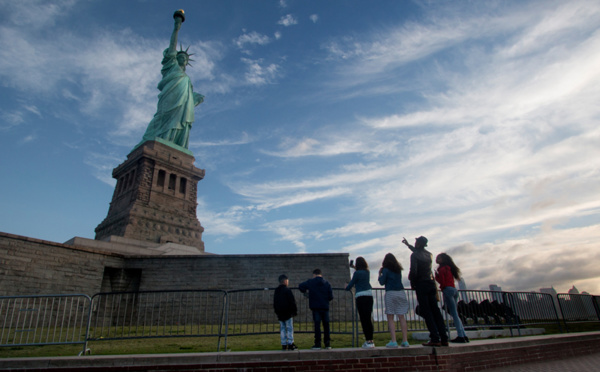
left=138, top=10, right=204, bottom=150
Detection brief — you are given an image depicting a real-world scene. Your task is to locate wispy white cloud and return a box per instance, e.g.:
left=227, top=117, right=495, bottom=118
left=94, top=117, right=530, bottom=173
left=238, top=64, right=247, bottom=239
left=316, top=222, right=385, bottom=240
left=0, top=109, right=25, bottom=129
left=20, top=134, right=36, bottom=144
left=3, top=0, right=76, bottom=30
left=83, top=152, right=123, bottom=186
left=23, top=105, right=42, bottom=117
left=191, top=132, right=253, bottom=147
left=234, top=30, right=271, bottom=49
left=251, top=187, right=352, bottom=211
left=310, top=14, right=319, bottom=23
left=277, top=14, right=298, bottom=27
left=196, top=198, right=249, bottom=238
left=261, top=218, right=328, bottom=251
left=241, top=58, right=279, bottom=85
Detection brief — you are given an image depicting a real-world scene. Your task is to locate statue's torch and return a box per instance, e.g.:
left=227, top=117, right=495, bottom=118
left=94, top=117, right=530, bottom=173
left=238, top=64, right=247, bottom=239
left=173, top=9, right=185, bottom=22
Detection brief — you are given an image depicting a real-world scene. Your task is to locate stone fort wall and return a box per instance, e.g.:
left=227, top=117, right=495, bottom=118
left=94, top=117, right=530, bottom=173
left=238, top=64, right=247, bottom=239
left=0, top=232, right=350, bottom=296
left=0, top=232, right=124, bottom=295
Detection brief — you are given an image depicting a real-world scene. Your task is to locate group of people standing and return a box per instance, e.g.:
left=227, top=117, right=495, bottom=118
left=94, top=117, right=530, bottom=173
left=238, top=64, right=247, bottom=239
left=273, top=269, right=334, bottom=350
left=347, top=236, right=469, bottom=348
left=273, top=235, right=468, bottom=350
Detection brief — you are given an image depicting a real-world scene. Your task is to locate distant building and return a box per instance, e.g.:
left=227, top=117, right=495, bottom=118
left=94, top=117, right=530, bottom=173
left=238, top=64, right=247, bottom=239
left=489, top=284, right=503, bottom=302
left=489, top=284, right=502, bottom=292
left=568, top=286, right=580, bottom=295
left=540, top=287, right=562, bottom=318
left=457, top=278, right=469, bottom=302
left=540, top=287, right=557, bottom=296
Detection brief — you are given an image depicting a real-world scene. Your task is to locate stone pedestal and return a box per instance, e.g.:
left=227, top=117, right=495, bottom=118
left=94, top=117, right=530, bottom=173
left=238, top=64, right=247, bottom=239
left=95, top=140, right=205, bottom=251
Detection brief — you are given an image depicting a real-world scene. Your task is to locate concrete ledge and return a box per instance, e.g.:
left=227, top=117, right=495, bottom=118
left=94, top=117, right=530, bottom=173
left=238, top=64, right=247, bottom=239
left=1, top=332, right=599, bottom=371
left=411, top=327, right=546, bottom=341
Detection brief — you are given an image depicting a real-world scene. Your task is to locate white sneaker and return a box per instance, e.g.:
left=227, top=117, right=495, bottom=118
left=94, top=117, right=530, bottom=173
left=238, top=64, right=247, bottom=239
left=362, top=341, right=375, bottom=348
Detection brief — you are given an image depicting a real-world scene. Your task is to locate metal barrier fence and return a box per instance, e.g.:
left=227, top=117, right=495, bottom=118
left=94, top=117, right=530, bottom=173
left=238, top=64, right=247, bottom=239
left=557, top=294, right=600, bottom=332
left=0, top=294, right=91, bottom=355
left=371, top=289, right=561, bottom=338
left=87, top=290, right=227, bottom=351
left=435, top=290, right=562, bottom=336
left=503, top=291, right=562, bottom=332
left=224, top=288, right=356, bottom=349
left=1, top=289, right=598, bottom=354
left=371, top=288, right=428, bottom=336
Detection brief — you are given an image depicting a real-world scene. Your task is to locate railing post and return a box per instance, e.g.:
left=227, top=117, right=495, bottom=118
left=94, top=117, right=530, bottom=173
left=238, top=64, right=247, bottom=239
left=221, top=291, right=229, bottom=352
left=217, top=291, right=227, bottom=352
left=81, top=294, right=94, bottom=356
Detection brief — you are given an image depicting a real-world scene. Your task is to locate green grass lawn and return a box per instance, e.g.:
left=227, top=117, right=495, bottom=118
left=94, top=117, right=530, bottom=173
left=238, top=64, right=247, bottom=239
left=0, top=331, right=411, bottom=358
left=1, top=322, right=599, bottom=358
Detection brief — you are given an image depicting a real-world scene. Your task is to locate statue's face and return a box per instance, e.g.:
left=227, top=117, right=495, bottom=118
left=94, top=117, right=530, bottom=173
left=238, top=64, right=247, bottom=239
left=177, top=53, right=188, bottom=67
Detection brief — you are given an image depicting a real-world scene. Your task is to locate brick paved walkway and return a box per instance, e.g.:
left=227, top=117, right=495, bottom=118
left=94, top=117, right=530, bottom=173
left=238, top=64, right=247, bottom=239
left=484, top=352, right=600, bottom=372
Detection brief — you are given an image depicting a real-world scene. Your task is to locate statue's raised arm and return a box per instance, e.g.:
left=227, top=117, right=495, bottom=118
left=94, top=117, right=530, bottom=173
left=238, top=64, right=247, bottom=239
left=137, top=9, right=204, bottom=151
left=168, top=10, right=184, bottom=57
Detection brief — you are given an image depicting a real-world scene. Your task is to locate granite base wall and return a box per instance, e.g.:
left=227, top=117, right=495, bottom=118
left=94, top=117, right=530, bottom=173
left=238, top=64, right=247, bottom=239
left=124, top=253, right=350, bottom=291
left=0, top=232, right=350, bottom=296
left=0, top=232, right=124, bottom=295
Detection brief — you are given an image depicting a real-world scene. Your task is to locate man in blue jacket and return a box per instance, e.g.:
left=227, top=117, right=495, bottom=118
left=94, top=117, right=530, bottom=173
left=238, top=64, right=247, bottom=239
left=299, top=269, right=334, bottom=349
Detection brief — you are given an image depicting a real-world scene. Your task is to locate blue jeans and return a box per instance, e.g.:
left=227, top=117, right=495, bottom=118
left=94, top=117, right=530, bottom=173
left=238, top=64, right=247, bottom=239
left=312, top=309, right=330, bottom=346
left=279, top=318, right=294, bottom=345
left=442, top=287, right=466, bottom=338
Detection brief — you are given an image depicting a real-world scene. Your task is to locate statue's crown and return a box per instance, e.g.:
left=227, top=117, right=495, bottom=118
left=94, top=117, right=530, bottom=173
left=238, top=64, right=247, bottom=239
left=177, top=44, right=195, bottom=67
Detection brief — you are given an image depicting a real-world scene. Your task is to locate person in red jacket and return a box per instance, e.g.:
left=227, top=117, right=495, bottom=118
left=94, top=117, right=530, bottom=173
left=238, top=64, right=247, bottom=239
left=435, top=253, right=469, bottom=343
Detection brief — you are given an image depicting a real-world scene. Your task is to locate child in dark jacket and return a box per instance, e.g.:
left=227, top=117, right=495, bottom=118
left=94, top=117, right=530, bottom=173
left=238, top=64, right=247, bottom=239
left=273, top=274, right=298, bottom=350
left=299, top=269, right=334, bottom=349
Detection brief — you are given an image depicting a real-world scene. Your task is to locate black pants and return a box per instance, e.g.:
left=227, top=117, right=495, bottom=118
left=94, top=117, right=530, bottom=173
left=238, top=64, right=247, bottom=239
left=356, top=296, right=374, bottom=340
left=415, top=281, right=447, bottom=342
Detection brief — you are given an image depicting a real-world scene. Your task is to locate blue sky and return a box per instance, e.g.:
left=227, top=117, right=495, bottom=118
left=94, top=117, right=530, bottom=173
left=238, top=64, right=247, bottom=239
left=1, top=0, right=600, bottom=294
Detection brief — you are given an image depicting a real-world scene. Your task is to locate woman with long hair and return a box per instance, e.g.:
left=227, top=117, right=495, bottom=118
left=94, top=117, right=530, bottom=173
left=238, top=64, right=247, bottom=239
left=435, top=253, right=469, bottom=343
left=346, top=257, right=375, bottom=348
left=378, top=253, right=410, bottom=348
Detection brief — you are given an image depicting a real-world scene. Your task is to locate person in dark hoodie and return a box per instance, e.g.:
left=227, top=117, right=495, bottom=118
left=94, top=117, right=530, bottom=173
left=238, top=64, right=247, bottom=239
left=273, top=274, right=298, bottom=350
left=299, top=269, right=334, bottom=349
left=403, top=236, right=448, bottom=347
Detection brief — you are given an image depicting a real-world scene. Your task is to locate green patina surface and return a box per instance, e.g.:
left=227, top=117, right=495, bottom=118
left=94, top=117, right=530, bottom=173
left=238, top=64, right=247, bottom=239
left=137, top=10, right=203, bottom=152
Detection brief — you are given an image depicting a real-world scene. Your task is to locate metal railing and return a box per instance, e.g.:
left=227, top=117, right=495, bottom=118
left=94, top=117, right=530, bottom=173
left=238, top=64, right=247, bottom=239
left=503, top=291, right=562, bottom=332
left=0, top=294, right=91, bottom=354
left=1, top=289, right=598, bottom=355
left=434, top=290, right=563, bottom=336
left=557, top=294, right=600, bottom=332
left=87, top=290, right=227, bottom=351
left=224, top=288, right=356, bottom=348
left=371, top=288, right=428, bottom=335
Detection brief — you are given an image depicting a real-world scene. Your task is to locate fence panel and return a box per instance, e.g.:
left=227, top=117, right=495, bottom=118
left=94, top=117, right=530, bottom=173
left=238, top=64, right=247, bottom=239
left=502, top=291, right=562, bottom=333
left=557, top=293, right=600, bottom=332
left=4, top=289, right=596, bottom=355
left=87, top=290, right=227, bottom=350
left=224, top=288, right=355, bottom=348
left=371, top=288, right=428, bottom=335
left=0, top=294, right=91, bottom=352
left=443, top=290, right=521, bottom=331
